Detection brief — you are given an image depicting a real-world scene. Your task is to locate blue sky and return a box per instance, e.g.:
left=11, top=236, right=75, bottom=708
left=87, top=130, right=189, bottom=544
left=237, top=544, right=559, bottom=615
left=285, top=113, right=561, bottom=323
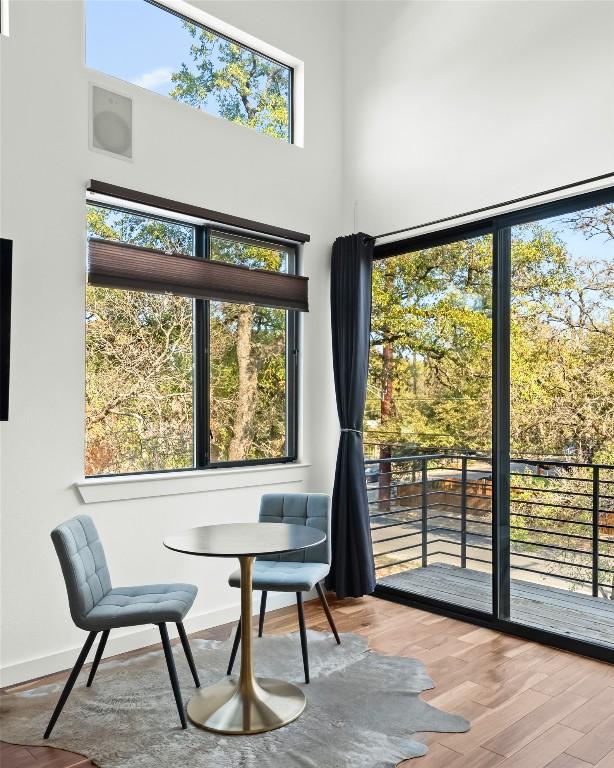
left=515, top=207, right=614, bottom=308
left=544, top=210, right=614, bottom=266
left=513, top=206, right=614, bottom=322
left=512, top=206, right=614, bottom=268
left=86, top=0, right=193, bottom=96
left=85, top=0, right=291, bottom=140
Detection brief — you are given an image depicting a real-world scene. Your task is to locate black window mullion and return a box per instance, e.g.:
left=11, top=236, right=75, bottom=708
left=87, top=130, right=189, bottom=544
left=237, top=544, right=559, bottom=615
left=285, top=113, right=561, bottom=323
left=492, top=222, right=512, bottom=621
left=194, top=226, right=209, bottom=468
left=286, top=246, right=299, bottom=460
left=286, top=309, right=298, bottom=460
left=288, top=66, right=294, bottom=145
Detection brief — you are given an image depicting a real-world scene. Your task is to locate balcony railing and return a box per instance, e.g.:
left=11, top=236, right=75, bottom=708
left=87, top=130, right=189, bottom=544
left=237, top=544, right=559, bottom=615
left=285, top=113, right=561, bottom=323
left=366, top=452, right=614, bottom=599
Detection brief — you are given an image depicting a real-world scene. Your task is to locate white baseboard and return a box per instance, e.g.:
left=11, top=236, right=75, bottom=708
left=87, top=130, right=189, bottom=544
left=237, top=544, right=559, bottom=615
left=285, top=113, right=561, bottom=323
left=0, top=592, right=302, bottom=688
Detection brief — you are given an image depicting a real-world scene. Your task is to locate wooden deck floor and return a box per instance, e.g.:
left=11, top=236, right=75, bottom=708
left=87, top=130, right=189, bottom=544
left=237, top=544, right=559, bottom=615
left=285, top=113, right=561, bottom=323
left=380, top=563, right=614, bottom=649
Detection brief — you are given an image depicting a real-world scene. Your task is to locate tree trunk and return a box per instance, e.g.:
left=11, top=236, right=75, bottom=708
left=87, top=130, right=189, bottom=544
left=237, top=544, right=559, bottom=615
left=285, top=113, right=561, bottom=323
left=381, top=339, right=394, bottom=423
left=228, top=306, right=258, bottom=461
left=378, top=334, right=394, bottom=511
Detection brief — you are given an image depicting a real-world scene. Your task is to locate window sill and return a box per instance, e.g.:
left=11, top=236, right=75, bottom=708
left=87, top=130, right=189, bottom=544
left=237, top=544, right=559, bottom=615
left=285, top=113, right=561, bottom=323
left=76, top=462, right=311, bottom=504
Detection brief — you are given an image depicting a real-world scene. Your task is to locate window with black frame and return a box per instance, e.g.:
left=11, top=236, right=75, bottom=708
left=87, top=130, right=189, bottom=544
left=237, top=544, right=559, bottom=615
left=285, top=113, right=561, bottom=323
left=85, top=203, right=300, bottom=476
left=366, top=186, right=614, bottom=659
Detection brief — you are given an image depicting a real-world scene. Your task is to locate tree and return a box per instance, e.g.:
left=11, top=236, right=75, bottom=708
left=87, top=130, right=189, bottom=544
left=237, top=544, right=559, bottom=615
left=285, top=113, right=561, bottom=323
left=85, top=208, right=288, bottom=474
left=368, top=217, right=614, bottom=462
left=85, top=208, right=194, bottom=474
left=369, top=233, right=496, bottom=454
left=170, top=24, right=290, bottom=140
left=86, top=285, right=193, bottom=474
left=367, top=205, right=614, bottom=594
left=208, top=236, right=287, bottom=462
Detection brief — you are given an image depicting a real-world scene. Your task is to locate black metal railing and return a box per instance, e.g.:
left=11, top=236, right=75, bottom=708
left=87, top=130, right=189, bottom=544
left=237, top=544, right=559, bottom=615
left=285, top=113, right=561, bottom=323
left=366, top=452, right=614, bottom=599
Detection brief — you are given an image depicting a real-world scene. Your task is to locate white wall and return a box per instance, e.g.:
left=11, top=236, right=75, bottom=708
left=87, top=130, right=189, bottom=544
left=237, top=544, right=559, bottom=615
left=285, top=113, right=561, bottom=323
left=0, top=0, right=341, bottom=685
left=343, top=1, right=614, bottom=236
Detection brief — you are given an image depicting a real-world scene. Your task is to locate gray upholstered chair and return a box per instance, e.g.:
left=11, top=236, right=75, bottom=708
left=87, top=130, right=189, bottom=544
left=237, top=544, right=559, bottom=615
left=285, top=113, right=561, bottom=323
left=45, top=514, right=199, bottom=738
left=226, top=493, right=340, bottom=683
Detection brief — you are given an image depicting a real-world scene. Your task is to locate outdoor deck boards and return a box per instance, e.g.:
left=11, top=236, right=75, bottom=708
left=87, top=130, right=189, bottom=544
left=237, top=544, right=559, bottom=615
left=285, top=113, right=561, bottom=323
left=380, top=563, right=614, bottom=648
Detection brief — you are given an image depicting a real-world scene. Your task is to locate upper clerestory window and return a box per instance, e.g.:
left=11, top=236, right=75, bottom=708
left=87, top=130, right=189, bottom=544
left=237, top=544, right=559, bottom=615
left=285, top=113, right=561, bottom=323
left=85, top=0, right=294, bottom=142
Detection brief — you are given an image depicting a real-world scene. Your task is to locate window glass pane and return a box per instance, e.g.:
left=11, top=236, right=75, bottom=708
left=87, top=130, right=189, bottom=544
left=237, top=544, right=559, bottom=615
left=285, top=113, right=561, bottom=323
left=209, top=232, right=289, bottom=272
left=509, top=203, right=614, bottom=637
left=210, top=301, right=287, bottom=462
left=85, top=0, right=292, bottom=142
left=510, top=205, right=614, bottom=462
left=87, top=203, right=194, bottom=254
left=86, top=288, right=194, bottom=474
left=366, top=234, right=494, bottom=614
left=85, top=205, right=194, bottom=475
left=367, top=235, right=493, bottom=456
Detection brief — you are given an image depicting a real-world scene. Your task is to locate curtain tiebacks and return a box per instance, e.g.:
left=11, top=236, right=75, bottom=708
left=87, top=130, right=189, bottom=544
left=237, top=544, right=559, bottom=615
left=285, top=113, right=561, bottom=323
left=340, top=428, right=362, bottom=434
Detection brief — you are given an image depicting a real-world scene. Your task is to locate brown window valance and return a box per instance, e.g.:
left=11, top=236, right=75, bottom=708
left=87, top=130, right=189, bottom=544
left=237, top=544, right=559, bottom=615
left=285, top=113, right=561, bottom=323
left=88, top=238, right=309, bottom=312
left=88, top=179, right=310, bottom=243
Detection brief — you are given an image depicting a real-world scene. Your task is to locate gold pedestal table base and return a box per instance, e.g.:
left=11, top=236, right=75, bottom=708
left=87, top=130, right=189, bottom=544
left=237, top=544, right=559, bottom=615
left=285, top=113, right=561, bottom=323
left=188, top=555, right=304, bottom=735
left=187, top=675, right=305, bottom=734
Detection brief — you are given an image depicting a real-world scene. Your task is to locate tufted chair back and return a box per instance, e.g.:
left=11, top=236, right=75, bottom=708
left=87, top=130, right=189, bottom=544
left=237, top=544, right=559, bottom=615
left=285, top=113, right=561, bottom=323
left=51, top=515, right=112, bottom=630
left=258, top=493, right=331, bottom=565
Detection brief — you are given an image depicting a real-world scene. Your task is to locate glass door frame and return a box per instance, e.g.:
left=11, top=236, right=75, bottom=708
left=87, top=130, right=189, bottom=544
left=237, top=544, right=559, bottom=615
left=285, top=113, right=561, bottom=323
left=372, top=184, right=614, bottom=663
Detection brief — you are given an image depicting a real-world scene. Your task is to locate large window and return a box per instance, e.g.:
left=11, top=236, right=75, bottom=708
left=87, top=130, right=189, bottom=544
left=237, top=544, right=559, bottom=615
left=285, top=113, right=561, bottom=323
left=366, top=186, right=614, bottom=659
left=85, top=0, right=293, bottom=142
left=85, top=204, right=298, bottom=476
left=367, top=233, right=493, bottom=612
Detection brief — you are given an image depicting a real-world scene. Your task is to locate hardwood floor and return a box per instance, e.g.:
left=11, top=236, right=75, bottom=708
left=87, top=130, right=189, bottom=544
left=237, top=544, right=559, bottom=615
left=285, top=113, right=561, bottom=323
left=2, top=594, right=613, bottom=767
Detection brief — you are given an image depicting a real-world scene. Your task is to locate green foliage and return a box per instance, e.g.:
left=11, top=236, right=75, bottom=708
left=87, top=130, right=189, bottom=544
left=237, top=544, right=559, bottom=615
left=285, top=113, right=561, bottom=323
left=367, top=216, right=614, bottom=463
left=208, top=234, right=287, bottom=462
left=368, top=235, right=495, bottom=453
left=210, top=302, right=286, bottom=462
left=367, top=206, right=614, bottom=595
left=170, top=24, right=290, bottom=140
left=85, top=206, right=287, bottom=474
left=89, top=208, right=194, bottom=255
left=86, top=285, right=193, bottom=474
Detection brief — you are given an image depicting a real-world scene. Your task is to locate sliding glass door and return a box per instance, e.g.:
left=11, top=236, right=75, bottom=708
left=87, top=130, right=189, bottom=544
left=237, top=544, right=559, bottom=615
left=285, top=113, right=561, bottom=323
left=367, top=228, right=495, bottom=616
left=368, top=187, right=614, bottom=659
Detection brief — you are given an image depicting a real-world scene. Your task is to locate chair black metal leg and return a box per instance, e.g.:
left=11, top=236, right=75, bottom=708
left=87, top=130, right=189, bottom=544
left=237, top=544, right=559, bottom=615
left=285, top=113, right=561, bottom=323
left=176, top=622, right=200, bottom=688
left=158, top=623, right=187, bottom=729
left=44, top=631, right=97, bottom=739
left=227, top=618, right=241, bottom=676
left=86, top=629, right=110, bottom=687
left=296, top=592, right=309, bottom=684
left=316, top=582, right=341, bottom=644
left=258, top=591, right=267, bottom=638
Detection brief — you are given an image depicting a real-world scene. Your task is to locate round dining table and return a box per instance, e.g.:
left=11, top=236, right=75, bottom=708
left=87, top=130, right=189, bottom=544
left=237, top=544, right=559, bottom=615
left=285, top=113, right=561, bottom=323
left=163, top=522, right=326, bottom=735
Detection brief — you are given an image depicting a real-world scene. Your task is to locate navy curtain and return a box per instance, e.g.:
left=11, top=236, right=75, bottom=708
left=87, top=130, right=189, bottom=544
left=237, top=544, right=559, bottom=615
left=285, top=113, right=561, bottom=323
left=326, top=233, right=376, bottom=598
